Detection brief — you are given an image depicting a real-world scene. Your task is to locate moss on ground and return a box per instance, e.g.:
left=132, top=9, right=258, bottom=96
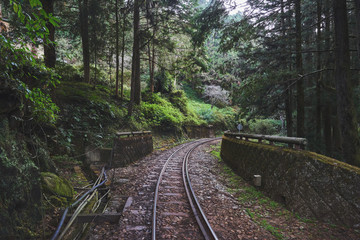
left=41, top=172, right=74, bottom=204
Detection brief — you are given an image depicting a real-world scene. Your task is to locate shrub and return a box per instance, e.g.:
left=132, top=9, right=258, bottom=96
left=168, top=90, right=188, bottom=114
left=241, top=119, right=282, bottom=135
left=141, top=94, right=185, bottom=130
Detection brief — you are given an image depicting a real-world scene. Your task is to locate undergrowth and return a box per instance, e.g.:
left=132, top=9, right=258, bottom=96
left=184, top=84, right=236, bottom=130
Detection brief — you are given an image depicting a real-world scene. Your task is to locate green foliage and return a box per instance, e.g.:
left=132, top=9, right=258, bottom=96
left=239, top=118, right=282, bottom=135
left=10, top=0, right=59, bottom=44
left=0, top=119, right=42, bottom=239
left=55, top=63, right=83, bottom=82
left=187, top=99, right=236, bottom=129
left=183, top=84, right=236, bottom=129
left=24, top=87, right=60, bottom=124
left=0, top=37, right=60, bottom=124
left=168, top=90, right=188, bottom=114
left=1, top=0, right=61, bottom=125
left=54, top=80, right=127, bottom=153
left=141, top=93, right=185, bottom=130
left=154, top=69, right=175, bottom=93
left=210, top=144, right=221, bottom=161
left=260, top=220, right=284, bottom=239
left=191, top=0, right=227, bottom=46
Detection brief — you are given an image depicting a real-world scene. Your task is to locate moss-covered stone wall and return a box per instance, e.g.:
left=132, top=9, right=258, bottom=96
left=112, top=134, right=153, bottom=168
left=221, top=136, right=360, bottom=228
left=86, top=134, right=153, bottom=168
left=185, top=125, right=215, bottom=139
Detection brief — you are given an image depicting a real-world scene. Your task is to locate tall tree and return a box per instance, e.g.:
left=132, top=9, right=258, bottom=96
left=316, top=0, right=322, bottom=141
left=281, top=0, right=293, bottom=137
left=333, top=0, right=360, bottom=166
left=79, top=0, right=90, bottom=83
left=115, top=0, right=120, bottom=97
left=354, top=0, right=360, bottom=60
left=120, top=4, right=128, bottom=99
left=128, top=0, right=141, bottom=115
left=295, top=0, right=304, bottom=137
left=41, top=0, right=56, bottom=68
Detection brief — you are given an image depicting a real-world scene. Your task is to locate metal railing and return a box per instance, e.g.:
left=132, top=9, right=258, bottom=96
left=224, top=132, right=307, bottom=149
left=50, top=168, right=108, bottom=240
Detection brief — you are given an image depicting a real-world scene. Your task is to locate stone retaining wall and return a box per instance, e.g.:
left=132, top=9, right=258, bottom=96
left=85, top=134, right=153, bottom=168
left=221, top=135, right=360, bottom=228
left=185, top=125, right=215, bottom=139
left=111, top=134, right=153, bottom=168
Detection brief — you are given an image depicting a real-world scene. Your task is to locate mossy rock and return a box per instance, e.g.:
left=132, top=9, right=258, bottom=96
left=41, top=172, right=74, bottom=201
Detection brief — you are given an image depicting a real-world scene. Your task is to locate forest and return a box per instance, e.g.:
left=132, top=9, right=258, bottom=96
left=0, top=0, right=360, bottom=238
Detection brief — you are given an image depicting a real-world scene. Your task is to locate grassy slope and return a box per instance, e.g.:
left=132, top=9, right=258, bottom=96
left=53, top=79, right=238, bottom=154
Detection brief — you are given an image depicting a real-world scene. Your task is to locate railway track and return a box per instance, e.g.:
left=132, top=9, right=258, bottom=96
left=152, top=139, right=220, bottom=240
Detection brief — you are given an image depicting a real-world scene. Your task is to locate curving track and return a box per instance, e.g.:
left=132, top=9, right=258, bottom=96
left=152, top=139, right=220, bottom=240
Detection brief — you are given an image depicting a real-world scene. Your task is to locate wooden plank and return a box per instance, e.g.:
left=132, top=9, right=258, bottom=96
left=65, top=213, right=122, bottom=224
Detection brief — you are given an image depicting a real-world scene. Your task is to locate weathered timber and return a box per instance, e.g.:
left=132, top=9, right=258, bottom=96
left=116, top=131, right=151, bottom=138
left=224, top=132, right=307, bottom=148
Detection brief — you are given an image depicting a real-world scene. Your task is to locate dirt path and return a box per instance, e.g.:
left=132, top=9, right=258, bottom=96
left=88, top=140, right=360, bottom=240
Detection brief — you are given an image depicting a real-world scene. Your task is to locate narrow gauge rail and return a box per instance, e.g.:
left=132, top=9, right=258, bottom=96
left=152, top=139, right=219, bottom=240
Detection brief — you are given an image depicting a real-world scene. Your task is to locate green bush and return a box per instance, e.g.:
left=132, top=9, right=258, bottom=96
left=213, top=107, right=237, bottom=130
left=241, top=119, right=282, bottom=135
left=168, top=90, right=188, bottom=114
left=55, top=63, right=83, bottom=82
left=187, top=99, right=236, bottom=130
left=141, top=97, right=184, bottom=130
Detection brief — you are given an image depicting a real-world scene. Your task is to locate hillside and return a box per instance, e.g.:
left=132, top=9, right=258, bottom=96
left=0, top=61, right=238, bottom=238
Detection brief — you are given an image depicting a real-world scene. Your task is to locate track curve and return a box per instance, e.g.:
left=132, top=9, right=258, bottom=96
left=152, top=138, right=220, bottom=240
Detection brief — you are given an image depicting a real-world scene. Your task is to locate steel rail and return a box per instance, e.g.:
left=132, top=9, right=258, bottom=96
left=151, top=138, right=220, bottom=240
left=182, top=138, right=220, bottom=240
left=151, top=140, right=204, bottom=240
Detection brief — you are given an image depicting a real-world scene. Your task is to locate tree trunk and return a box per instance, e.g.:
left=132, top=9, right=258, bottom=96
left=333, top=0, right=360, bottom=166
left=120, top=10, right=126, bottom=99
left=150, top=26, right=156, bottom=93
left=94, top=42, right=97, bottom=82
left=281, top=0, right=293, bottom=137
left=132, top=0, right=141, bottom=105
left=323, top=105, right=332, bottom=155
left=295, top=0, right=304, bottom=137
left=316, top=0, right=322, bottom=141
left=128, top=0, right=141, bottom=115
left=147, top=18, right=152, bottom=92
left=80, top=0, right=90, bottom=83
left=354, top=0, right=360, bottom=60
left=108, top=48, right=113, bottom=83
left=285, top=88, right=293, bottom=137
left=322, top=0, right=333, bottom=156
left=41, top=0, right=56, bottom=68
left=332, top=106, right=342, bottom=156
left=115, top=0, right=120, bottom=97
